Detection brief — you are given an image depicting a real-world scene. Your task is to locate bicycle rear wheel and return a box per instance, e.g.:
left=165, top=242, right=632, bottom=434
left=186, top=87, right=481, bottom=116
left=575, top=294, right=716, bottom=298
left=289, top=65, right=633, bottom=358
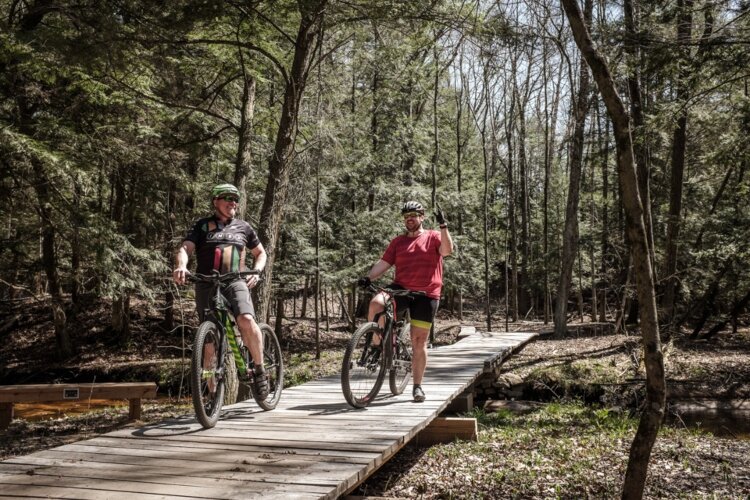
left=341, top=322, right=386, bottom=408
left=191, top=321, right=226, bottom=428
left=389, top=321, right=412, bottom=395
left=252, top=323, right=284, bottom=410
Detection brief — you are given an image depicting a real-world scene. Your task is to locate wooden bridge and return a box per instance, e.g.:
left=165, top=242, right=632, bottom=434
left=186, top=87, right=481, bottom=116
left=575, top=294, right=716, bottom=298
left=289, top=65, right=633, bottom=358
left=0, top=328, right=537, bottom=499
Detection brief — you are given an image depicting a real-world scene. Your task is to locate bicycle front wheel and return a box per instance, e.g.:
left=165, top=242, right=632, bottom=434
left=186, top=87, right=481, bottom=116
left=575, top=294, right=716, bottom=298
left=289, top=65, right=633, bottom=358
left=341, top=322, right=386, bottom=408
left=252, top=323, right=284, bottom=411
left=191, top=321, right=226, bottom=429
left=389, top=321, right=412, bottom=395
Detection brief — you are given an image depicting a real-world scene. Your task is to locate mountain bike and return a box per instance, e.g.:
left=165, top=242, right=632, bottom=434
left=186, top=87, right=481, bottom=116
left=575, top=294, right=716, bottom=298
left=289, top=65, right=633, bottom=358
left=187, top=271, right=283, bottom=428
left=341, top=283, right=424, bottom=408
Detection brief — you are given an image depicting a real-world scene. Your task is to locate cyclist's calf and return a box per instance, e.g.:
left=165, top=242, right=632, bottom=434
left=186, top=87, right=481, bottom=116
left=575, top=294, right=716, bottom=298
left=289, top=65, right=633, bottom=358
left=236, top=313, right=264, bottom=368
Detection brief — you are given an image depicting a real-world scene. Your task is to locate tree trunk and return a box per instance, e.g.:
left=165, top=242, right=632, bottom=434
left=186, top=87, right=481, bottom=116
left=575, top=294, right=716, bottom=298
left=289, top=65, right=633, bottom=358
left=516, top=85, right=532, bottom=316
left=662, top=0, right=694, bottom=325
left=254, top=0, right=328, bottom=320
left=560, top=1, right=666, bottom=498
left=555, top=1, right=591, bottom=336
left=431, top=41, right=440, bottom=210
left=599, top=111, right=611, bottom=322
left=70, top=179, right=83, bottom=312
left=455, top=51, right=466, bottom=235
left=32, top=162, right=72, bottom=358
left=234, top=74, right=256, bottom=218
left=504, top=86, right=519, bottom=322
left=14, top=36, right=72, bottom=357
left=543, top=55, right=563, bottom=325
left=701, top=289, right=750, bottom=339
left=301, top=275, right=309, bottom=318
left=110, top=166, right=131, bottom=343
left=274, top=296, right=284, bottom=341
left=624, top=0, right=655, bottom=268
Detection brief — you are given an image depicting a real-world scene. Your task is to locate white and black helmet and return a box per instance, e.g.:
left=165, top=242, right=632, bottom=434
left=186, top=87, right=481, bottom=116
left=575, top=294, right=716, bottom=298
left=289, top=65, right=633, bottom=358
left=401, top=201, right=424, bottom=215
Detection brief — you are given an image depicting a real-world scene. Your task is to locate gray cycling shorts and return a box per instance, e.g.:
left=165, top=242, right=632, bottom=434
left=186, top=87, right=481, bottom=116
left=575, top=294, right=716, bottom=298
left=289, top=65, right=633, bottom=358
left=195, top=280, right=256, bottom=322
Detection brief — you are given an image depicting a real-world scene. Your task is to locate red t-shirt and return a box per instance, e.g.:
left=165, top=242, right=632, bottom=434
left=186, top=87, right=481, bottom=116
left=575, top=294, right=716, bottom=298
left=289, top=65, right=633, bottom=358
left=381, top=230, right=443, bottom=299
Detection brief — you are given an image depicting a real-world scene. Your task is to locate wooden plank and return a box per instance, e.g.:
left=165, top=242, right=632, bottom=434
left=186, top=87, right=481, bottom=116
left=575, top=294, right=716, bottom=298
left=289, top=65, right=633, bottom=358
left=0, top=469, right=331, bottom=499
left=0, top=383, right=157, bottom=403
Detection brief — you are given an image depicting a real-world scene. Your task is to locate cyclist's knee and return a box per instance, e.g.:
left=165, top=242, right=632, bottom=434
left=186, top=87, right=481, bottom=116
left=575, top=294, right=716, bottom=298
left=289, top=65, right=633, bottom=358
left=370, top=293, right=387, bottom=308
left=237, top=313, right=257, bottom=329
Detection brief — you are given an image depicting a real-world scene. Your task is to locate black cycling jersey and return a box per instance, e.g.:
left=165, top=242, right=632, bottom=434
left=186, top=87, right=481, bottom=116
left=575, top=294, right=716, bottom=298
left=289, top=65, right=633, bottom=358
left=184, top=216, right=260, bottom=274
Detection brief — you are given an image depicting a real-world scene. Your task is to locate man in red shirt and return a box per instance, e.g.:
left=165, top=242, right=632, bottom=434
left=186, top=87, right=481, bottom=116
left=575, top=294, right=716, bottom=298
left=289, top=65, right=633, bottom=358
left=358, top=201, right=454, bottom=402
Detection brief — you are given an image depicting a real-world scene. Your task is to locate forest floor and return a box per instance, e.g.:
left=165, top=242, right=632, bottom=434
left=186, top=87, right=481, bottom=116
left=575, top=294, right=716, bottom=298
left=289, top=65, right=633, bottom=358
left=1, top=297, right=749, bottom=498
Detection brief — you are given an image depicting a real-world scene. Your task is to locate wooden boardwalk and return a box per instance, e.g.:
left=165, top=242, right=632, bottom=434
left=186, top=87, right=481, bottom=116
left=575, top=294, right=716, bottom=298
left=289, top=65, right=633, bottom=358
left=0, top=329, right=537, bottom=499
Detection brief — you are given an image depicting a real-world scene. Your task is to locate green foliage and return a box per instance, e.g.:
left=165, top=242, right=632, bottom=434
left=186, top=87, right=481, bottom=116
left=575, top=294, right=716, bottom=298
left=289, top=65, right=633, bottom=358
left=1, top=0, right=748, bottom=348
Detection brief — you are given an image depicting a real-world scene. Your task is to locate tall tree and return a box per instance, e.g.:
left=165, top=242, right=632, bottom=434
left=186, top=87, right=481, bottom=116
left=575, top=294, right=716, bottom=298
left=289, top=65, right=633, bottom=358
left=561, top=0, right=665, bottom=497
left=254, top=0, right=328, bottom=320
left=555, top=0, right=592, bottom=336
left=662, top=0, right=694, bottom=324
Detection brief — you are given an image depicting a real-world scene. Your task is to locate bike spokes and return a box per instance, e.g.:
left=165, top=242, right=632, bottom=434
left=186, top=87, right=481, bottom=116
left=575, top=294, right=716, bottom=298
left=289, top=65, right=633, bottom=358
left=191, top=322, right=226, bottom=428
left=342, top=323, right=386, bottom=408
left=253, top=324, right=284, bottom=411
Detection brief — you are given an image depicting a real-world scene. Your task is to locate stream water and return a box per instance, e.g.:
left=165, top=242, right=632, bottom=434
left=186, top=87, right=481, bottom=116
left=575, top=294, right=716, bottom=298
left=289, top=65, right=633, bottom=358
left=666, top=400, right=750, bottom=439
left=13, top=396, right=186, bottom=422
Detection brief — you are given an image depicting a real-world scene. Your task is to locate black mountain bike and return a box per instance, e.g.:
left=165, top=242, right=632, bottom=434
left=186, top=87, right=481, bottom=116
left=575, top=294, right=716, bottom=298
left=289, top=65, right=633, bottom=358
left=341, top=283, right=423, bottom=408
left=187, top=271, right=284, bottom=428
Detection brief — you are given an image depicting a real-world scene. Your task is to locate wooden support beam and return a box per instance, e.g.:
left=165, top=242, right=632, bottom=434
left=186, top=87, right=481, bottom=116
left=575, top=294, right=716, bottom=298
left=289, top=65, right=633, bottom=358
left=0, top=402, right=13, bottom=429
left=443, top=392, right=474, bottom=414
left=414, top=417, right=478, bottom=446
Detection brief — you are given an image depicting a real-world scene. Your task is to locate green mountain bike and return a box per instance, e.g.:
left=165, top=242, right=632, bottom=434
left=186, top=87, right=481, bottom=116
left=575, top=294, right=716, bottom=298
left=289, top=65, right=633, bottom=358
left=188, top=271, right=283, bottom=428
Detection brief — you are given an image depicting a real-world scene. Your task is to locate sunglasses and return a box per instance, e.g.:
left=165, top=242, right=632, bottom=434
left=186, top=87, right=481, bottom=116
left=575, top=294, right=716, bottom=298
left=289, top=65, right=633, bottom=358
left=402, top=212, right=422, bottom=219
left=216, top=195, right=239, bottom=203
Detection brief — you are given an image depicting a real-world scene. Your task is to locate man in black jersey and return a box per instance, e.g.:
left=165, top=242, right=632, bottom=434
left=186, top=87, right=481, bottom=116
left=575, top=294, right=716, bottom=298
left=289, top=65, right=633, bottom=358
left=173, top=183, right=269, bottom=399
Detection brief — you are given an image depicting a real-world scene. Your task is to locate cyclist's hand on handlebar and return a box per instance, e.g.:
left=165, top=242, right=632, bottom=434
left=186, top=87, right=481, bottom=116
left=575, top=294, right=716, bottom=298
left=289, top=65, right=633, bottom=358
left=246, top=272, right=261, bottom=289
left=173, top=267, right=189, bottom=285
left=357, top=276, right=371, bottom=289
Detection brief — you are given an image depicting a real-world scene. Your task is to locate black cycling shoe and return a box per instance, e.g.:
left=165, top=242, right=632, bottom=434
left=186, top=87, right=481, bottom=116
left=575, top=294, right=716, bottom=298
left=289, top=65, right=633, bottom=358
left=252, top=367, right=269, bottom=400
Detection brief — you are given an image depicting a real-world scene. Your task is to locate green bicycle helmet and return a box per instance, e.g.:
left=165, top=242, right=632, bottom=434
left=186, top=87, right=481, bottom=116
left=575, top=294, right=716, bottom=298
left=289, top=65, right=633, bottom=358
left=211, top=183, right=240, bottom=199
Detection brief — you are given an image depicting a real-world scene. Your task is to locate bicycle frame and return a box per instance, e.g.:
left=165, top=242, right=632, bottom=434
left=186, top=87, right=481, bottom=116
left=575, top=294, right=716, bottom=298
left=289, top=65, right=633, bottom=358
left=201, top=277, right=250, bottom=375
left=369, top=291, right=407, bottom=370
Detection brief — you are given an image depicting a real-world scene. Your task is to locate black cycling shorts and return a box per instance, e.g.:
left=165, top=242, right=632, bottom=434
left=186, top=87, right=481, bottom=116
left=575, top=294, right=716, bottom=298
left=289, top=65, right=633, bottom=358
left=195, top=280, right=256, bottom=322
left=387, top=283, right=439, bottom=329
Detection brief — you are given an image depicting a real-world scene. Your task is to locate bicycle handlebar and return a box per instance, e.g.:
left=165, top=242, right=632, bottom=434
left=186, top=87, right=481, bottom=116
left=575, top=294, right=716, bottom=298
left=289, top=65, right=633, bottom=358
left=187, top=270, right=262, bottom=285
left=362, top=283, right=426, bottom=298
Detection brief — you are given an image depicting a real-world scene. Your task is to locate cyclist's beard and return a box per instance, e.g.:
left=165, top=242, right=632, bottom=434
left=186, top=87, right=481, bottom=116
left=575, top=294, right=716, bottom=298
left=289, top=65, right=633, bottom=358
left=215, top=204, right=236, bottom=221
left=405, top=219, right=423, bottom=235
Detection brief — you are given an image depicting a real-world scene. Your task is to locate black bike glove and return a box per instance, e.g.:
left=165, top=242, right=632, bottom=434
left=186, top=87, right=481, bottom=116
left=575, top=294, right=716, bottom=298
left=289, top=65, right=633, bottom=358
left=357, top=276, right=371, bottom=288
left=434, top=207, right=448, bottom=227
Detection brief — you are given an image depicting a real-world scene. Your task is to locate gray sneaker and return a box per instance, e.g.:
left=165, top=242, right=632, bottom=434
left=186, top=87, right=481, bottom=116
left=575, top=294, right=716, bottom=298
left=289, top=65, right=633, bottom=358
left=413, top=385, right=425, bottom=403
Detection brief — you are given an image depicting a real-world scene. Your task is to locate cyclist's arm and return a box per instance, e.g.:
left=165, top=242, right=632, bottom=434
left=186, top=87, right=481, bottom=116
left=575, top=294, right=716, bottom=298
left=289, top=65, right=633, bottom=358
left=438, top=226, right=454, bottom=257
left=249, top=243, right=266, bottom=272
left=245, top=243, right=266, bottom=288
left=173, top=240, right=195, bottom=284
left=366, top=259, right=392, bottom=281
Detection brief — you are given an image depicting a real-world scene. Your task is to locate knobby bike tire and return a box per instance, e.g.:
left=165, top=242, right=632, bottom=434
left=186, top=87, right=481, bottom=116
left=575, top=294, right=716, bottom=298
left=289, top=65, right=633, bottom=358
left=252, top=323, right=284, bottom=410
left=191, top=321, right=226, bottom=428
left=341, top=322, right=386, bottom=408
left=389, top=321, right=412, bottom=395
